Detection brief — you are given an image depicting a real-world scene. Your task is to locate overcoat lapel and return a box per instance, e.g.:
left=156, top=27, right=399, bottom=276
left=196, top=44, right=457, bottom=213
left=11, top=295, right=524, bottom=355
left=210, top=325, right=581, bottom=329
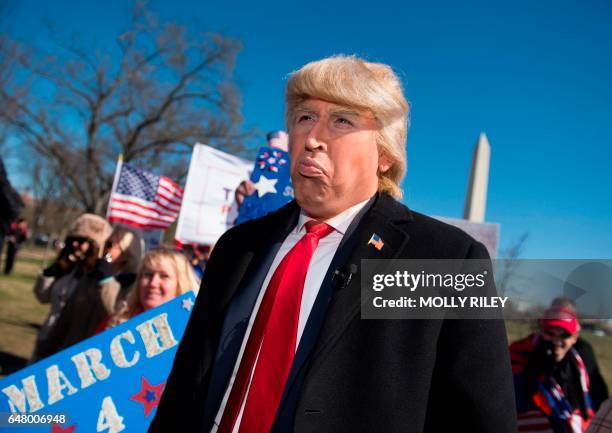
left=209, top=201, right=300, bottom=316
left=201, top=202, right=300, bottom=431
left=310, top=194, right=412, bottom=361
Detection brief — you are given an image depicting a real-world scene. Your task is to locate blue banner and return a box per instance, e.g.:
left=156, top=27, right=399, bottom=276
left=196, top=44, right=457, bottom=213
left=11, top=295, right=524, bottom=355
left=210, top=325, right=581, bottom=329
left=0, top=292, right=196, bottom=432
left=236, top=146, right=293, bottom=224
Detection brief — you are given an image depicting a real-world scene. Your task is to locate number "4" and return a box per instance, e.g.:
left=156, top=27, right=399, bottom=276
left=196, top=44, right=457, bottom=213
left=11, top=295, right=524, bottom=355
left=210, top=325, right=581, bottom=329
left=97, top=396, right=126, bottom=433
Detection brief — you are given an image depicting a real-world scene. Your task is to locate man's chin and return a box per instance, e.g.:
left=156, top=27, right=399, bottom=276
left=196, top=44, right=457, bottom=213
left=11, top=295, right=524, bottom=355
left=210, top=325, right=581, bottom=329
left=294, top=180, right=325, bottom=202
left=295, top=194, right=325, bottom=213
left=294, top=187, right=331, bottom=217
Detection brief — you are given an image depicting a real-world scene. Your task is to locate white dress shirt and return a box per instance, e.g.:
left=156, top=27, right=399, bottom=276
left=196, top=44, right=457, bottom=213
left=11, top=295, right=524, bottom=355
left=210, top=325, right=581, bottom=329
left=211, top=198, right=369, bottom=433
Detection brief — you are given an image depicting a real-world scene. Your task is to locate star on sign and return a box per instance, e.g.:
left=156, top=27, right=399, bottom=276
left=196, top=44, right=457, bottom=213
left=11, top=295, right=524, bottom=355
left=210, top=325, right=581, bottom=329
left=130, top=376, right=166, bottom=417
left=182, top=297, right=194, bottom=312
left=253, top=175, right=278, bottom=198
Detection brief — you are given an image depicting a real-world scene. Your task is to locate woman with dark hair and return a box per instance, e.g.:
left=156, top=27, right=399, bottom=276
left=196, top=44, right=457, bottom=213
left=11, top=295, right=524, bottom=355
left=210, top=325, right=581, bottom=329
left=98, top=226, right=144, bottom=311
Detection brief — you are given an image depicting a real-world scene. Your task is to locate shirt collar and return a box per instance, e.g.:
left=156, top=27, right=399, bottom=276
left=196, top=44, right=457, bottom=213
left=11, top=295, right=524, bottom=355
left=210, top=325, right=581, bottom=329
left=296, top=198, right=371, bottom=236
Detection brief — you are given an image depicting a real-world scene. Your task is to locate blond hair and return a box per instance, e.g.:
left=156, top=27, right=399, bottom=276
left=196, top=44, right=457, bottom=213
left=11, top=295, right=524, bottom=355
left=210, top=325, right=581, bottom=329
left=285, top=55, right=409, bottom=198
left=108, top=248, right=199, bottom=328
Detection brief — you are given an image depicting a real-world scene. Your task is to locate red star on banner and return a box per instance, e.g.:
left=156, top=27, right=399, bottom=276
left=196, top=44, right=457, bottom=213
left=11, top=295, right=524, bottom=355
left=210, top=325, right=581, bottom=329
left=51, top=423, right=76, bottom=433
left=130, top=376, right=166, bottom=417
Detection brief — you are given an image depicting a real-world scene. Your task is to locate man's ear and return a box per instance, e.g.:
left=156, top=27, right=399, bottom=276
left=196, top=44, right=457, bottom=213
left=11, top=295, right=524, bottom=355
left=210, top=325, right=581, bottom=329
left=378, top=153, right=393, bottom=174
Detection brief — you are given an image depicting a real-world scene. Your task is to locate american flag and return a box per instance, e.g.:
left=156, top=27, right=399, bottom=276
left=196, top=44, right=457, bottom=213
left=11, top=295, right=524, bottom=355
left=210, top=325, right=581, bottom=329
left=368, top=233, right=385, bottom=251
left=107, top=163, right=183, bottom=230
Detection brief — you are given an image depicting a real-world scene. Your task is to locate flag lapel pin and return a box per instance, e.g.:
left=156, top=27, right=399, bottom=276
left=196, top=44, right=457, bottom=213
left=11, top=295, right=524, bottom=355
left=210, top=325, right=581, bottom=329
left=368, top=233, right=384, bottom=251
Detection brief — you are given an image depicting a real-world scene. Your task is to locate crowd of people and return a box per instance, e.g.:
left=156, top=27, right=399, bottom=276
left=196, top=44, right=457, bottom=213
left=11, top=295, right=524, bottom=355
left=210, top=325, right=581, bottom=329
left=0, top=56, right=610, bottom=433
left=2, top=200, right=608, bottom=433
left=0, top=212, right=204, bottom=363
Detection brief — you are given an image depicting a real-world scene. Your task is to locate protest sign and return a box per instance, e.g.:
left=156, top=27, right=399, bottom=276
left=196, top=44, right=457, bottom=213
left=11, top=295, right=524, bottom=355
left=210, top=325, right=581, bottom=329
left=0, top=292, right=196, bottom=432
left=435, top=216, right=500, bottom=258
left=175, top=144, right=252, bottom=246
left=236, top=146, right=294, bottom=225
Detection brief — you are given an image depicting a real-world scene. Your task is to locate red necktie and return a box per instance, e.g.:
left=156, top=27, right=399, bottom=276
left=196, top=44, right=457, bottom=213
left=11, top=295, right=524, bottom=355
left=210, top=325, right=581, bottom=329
left=217, top=221, right=335, bottom=433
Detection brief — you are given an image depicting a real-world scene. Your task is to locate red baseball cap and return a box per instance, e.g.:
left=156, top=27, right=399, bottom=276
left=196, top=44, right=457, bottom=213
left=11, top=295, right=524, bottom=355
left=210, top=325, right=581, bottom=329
left=540, top=306, right=579, bottom=335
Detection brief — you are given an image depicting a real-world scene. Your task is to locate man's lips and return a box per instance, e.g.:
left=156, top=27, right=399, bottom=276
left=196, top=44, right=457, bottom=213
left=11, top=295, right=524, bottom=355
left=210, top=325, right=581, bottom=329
left=297, top=158, right=326, bottom=177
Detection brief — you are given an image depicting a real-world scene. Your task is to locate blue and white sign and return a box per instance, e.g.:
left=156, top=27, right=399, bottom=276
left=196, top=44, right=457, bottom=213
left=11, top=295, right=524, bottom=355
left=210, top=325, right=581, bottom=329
left=236, top=146, right=293, bottom=225
left=0, top=292, right=196, bottom=432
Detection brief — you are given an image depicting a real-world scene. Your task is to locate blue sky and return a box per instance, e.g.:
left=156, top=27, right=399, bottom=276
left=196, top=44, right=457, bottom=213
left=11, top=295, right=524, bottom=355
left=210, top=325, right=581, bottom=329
left=4, top=0, right=612, bottom=258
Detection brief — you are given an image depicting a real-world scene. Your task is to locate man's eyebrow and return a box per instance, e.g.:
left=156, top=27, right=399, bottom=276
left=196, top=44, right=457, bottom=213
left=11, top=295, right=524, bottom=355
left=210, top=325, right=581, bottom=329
left=329, top=107, right=362, bottom=117
left=295, top=104, right=363, bottom=118
left=294, top=106, right=317, bottom=114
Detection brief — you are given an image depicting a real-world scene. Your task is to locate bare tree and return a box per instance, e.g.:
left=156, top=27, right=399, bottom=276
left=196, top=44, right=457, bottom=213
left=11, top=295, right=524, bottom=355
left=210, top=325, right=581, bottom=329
left=0, top=2, right=248, bottom=214
left=496, top=232, right=529, bottom=297
left=22, top=156, right=82, bottom=239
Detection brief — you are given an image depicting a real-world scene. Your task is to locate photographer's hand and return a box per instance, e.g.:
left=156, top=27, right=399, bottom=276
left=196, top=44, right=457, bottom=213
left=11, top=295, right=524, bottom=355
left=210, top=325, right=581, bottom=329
left=43, top=246, right=76, bottom=277
left=91, top=258, right=114, bottom=282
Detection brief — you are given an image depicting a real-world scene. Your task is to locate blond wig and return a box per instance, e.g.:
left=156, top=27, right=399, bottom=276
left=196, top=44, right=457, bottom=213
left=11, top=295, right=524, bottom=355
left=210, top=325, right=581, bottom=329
left=286, top=55, right=409, bottom=198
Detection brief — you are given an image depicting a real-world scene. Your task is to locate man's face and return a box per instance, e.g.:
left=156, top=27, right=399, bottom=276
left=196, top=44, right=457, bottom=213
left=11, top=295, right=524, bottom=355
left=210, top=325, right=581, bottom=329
left=288, top=98, right=390, bottom=219
left=541, top=326, right=578, bottom=362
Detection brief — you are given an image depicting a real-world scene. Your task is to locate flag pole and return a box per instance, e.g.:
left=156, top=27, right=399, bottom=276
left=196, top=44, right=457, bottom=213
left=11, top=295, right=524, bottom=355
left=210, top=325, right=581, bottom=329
left=106, top=154, right=124, bottom=220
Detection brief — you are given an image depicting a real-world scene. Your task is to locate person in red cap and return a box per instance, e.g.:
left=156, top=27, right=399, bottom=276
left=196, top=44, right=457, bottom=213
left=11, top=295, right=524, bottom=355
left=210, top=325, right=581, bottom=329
left=540, top=305, right=581, bottom=361
left=510, top=301, right=607, bottom=433
left=549, top=299, right=609, bottom=413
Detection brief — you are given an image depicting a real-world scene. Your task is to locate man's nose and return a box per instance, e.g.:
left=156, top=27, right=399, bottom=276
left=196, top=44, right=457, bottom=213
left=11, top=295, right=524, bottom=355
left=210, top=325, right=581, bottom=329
left=305, top=120, right=327, bottom=152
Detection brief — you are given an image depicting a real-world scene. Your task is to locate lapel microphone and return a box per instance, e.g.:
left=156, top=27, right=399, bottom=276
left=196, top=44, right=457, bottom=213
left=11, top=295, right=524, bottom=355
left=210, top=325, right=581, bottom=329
left=332, top=264, right=358, bottom=290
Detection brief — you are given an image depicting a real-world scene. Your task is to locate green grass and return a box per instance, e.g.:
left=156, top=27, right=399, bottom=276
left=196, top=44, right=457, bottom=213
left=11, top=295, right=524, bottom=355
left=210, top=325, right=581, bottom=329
left=582, top=332, right=612, bottom=387
left=505, top=319, right=536, bottom=343
left=0, top=246, right=50, bottom=377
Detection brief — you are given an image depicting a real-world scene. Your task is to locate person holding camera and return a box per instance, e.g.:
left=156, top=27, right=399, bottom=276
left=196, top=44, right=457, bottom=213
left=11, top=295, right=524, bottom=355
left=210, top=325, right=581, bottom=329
left=511, top=305, right=601, bottom=433
left=31, top=213, right=113, bottom=361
